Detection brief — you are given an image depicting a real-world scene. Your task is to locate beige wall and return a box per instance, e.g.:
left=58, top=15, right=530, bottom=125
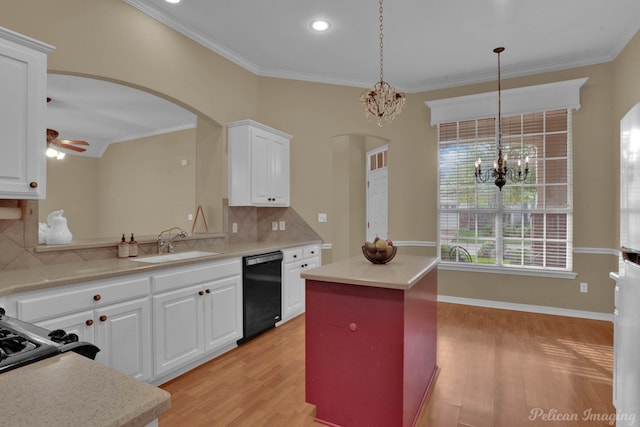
left=3, top=0, right=639, bottom=314
left=40, top=128, right=198, bottom=240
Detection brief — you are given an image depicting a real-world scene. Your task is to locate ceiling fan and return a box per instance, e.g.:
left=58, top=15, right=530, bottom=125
left=46, top=97, right=90, bottom=153
left=46, top=128, right=89, bottom=153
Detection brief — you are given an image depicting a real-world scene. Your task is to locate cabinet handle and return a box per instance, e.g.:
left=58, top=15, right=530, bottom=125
left=99, top=315, right=108, bottom=322
left=86, top=319, right=94, bottom=326
left=198, top=290, right=204, bottom=296
left=29, top=182, right=38, bottom=189
left=205, top=289, right=211, bottom=294
left=93, top=295, right=101, bottom=301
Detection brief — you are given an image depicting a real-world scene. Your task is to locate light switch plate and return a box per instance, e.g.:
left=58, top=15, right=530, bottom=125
left=272, top=221, right=278, bottom=231
left=318, top=213, right=328, bottom=223
left=279, top=221, right=286, bottom=231
left=232, top=223, right=238, bottom=233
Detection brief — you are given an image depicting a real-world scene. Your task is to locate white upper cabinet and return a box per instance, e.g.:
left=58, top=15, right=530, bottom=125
left=0, top=27, right=53, bottom=199
left=227, top=120, right=291, bottom=207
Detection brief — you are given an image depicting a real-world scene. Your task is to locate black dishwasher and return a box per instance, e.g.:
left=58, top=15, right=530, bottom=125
left=238, top=251, right=283, bottom=344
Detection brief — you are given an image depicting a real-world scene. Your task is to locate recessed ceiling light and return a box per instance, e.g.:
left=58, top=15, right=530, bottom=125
left=165, top=0, right=181, bottom=4
left=311, top=20, right=330, bottom=32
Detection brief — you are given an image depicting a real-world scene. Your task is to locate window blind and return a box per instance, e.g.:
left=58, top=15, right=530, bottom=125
left=438, top=109, right=573, bottom=271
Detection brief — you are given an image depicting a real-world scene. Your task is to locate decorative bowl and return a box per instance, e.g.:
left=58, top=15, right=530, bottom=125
left=362, top=245, right=397, bottom=264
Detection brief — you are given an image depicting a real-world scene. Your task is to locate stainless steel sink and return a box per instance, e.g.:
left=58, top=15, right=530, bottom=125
left=130, top=251, right=219, bottom=263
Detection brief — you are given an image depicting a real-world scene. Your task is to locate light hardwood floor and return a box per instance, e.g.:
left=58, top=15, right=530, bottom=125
left=160, top=303, right=614, bottom=426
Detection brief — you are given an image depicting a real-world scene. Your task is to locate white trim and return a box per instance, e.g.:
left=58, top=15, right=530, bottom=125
left=438, top=295, right=613, bottom=322
left=0, top=26, right=55, bottom=54
left=438, top=262, right=578, bottom=279
left=320, top=243, right=333, bottom=251
left=425, top=78, right=588, bottom=126
left=573, top=247, right=620, bottom=256
left=393, top=240, right=436, bottom=247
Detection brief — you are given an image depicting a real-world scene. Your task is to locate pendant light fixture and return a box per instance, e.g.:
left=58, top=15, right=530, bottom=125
left=474, top=47, right=529, bottom=190
left=360, top=0, right=406, bottom=126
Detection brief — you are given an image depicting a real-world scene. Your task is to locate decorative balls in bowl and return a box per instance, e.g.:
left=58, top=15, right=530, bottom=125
left=362, top=237, right=397, bottom=264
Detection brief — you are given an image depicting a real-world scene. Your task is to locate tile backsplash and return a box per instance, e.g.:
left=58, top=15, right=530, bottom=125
left=0, top=198, right=320, bottom=271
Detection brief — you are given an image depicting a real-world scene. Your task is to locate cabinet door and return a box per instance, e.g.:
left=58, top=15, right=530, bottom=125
left=153, top=285, right=204, bottom=377
left=0, top=29, right=51, bottom=199
left=36, top=310, right=95, bottom=344
left=95, top=298, right=151, bottom=381
left=283, top=262, right=304, bottom=321
left=267, top=134, right=290, bottom=205
left=203, top=275, right=243, bottom=351
left=250, top=128, right=290, bottom=206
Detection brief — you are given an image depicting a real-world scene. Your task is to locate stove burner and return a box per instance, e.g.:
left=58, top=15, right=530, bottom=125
left=0, top=327, right=38, bottom=361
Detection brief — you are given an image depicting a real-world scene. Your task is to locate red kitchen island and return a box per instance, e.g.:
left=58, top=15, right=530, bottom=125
left=301, top=255, right=439, bottom=427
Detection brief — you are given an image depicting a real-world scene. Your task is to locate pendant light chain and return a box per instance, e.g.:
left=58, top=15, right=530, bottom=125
left=497, top=47, right=502, bottom=151
left=379, top=0, right=384, bottom=83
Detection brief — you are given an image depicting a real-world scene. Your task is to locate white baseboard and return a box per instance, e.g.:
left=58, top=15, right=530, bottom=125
left=437, top=295, right=613, bottom=322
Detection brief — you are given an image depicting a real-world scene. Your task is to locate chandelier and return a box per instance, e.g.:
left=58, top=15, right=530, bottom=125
left=474, top=47, right=529, bottom=191
left=360, top=0, right=406, bottom=126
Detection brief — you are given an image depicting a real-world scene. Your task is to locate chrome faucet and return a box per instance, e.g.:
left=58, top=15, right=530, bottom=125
left=157, top=227, right=188, bottom=254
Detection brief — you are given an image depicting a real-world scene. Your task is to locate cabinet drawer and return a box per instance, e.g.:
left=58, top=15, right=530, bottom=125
left=283, top=249, right=303, bottom=263
left=17, top=276, right=150, bottom=323
left=152, top=258, right=241, bottom=294
left=304, top=246, right=320, bottom=259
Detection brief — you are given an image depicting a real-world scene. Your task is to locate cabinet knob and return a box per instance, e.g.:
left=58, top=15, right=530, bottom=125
left=93, top=294, right=101, bottom=301
left=198, top=290, right=204, bottom=296
left=29, top=182, right=38, bottom=189
left=293, top=254, right=298, bottom=259
left=86, top=319, right=94, bottom=326
left=99, top=315, right=108, bottom=322
left=205, top=289, right=211, bottom=294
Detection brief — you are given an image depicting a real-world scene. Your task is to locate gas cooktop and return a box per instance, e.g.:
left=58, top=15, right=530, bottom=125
left=0, top=307, right=99, bottom=374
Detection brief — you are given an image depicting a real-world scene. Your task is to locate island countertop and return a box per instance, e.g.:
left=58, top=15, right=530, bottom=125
left=301, top=254, right=439, bottom=290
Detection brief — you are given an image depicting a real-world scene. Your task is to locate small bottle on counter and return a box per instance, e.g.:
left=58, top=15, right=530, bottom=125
left=118, top=233, right=129, bottom=258
left=129, top=233, right=138, bottom=257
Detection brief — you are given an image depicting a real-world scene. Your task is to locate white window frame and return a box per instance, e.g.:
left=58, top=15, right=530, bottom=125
left=426, top=78, right=587, bottom=279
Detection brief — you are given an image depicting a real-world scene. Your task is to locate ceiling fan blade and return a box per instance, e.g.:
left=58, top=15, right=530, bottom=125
left=58, top=139, right=90, bottom=146
left=52, top=140, right=87, bottom=152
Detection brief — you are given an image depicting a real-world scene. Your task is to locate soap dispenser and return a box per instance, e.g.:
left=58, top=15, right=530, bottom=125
left=129, top=233, right=138, bottom=257
left=118, top=233, right=129, bottom=258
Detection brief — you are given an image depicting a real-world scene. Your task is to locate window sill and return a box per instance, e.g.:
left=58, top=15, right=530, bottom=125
left=437, top=262, right=577, bottom=279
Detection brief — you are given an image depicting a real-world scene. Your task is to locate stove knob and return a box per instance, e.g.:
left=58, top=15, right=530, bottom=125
left=48, top=329, right=67, bottom=341
left=63, top=333, right=79, bottom=343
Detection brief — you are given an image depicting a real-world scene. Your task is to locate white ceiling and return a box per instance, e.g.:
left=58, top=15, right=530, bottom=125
left=48, top=0, right=640, bottom=157
left=47, top=74, right=196, bottom=158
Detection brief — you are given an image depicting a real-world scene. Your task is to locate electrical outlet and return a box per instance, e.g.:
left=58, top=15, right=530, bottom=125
left=279, top=221, right=286, bottom=231
left=232, top=222, right=238, bottom=233
left=187, top=213, right=193, bottom=221
left=580, top=282, right=588, bottom=293
left=272, top=221, right=278, bottom=231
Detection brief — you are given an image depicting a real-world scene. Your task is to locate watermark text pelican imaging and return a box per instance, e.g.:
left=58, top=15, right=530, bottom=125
left=529, top=407, right=636, bottom=425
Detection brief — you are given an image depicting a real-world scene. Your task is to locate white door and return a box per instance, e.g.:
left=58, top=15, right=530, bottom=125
left=152, top=285, right=204, bottom=376
left=366, top=145, right=389, bottom=242
left=203, top=275, right=243, bottom=352
left=95, top=298, right=151, bottom=381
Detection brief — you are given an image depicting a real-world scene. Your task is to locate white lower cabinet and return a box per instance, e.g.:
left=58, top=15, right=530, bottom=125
left=151, top=258, right=242, bottom=379
left=282, top=245, right=321, bottom=322
left=37, top=298, right=151, bottom=381
left=8, top=275, right=152, bottom=381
